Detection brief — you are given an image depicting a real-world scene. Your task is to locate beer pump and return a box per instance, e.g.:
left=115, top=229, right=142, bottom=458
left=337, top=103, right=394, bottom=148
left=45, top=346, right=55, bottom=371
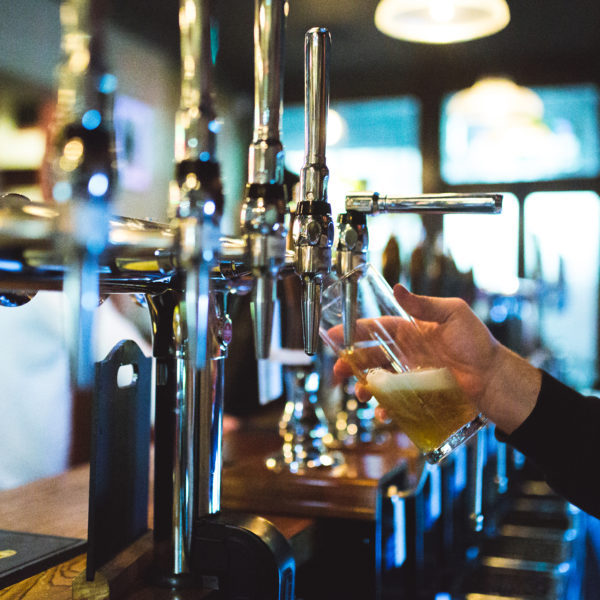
left=293, top=28, right=335, bottom=357
left=241, top=0, right=289, bottom=360
left=47, top=0, right=116, bottom=464
left=335, top=191, right=502, bottom=533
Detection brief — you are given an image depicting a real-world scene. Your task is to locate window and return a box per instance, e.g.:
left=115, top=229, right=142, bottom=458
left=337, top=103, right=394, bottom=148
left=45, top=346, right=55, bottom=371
left=443, top=193, right=519, bottom=295
left=441, top=82, right=600, bottom=184
left=524, top=191, right=600, bottom=389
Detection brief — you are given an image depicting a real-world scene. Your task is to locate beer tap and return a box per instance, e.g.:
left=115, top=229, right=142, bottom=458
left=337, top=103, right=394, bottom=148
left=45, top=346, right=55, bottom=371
left=335, top=192, right=501, bottom=349
left=241, top=0, right=288, bottom=359
left=172, top=0, right=223, bottom=370
left=47, top=0, right=116, bottom=463
left=293, top=27, right=335, bottom=356
left=339, top=190, right=500, bottom=528
left=148, top=0, right=225, bottom=583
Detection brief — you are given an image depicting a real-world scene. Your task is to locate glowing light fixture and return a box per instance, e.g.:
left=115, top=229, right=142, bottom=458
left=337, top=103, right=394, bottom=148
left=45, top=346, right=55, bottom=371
left=447, top=77, right=544, bottom=125
left=374, top=0, right=510, bottom=44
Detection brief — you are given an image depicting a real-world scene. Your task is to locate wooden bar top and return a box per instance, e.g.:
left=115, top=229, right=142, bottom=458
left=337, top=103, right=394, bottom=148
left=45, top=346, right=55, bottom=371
left=222, top=426, right=424, bottom=521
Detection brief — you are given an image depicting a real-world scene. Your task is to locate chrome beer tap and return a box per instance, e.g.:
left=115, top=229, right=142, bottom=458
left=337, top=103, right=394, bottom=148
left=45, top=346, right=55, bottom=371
left=149, top=0, right=225, bottom=583
left=47, top=0, right=116, bottom=462
left=293, top=27, right=335, bottom=356
left=172, top=0, right=223, bottom=370
left=241, top=0, right=288, bottom=359
left=341, top=189, right=501, bottom=524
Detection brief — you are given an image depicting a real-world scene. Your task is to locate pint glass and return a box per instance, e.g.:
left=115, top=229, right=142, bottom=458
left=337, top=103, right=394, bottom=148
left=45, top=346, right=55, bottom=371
left=320, top=263, right=487, bottom=464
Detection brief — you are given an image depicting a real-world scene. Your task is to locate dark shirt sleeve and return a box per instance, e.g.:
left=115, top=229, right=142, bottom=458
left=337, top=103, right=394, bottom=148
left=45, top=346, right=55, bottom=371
left=497, top=370, right=600, bottom=519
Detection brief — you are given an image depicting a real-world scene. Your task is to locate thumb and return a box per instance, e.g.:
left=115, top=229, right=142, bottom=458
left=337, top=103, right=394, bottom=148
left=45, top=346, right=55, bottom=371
left=393, top=284, right=460, bottom=324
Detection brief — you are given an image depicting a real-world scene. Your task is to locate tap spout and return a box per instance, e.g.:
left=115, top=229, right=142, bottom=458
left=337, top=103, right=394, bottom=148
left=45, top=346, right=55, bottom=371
left=335, top=210, right=368, bottom=348
left=241, top=0, right=288, bottom=359
left=294, top=27, right=334, bottom=355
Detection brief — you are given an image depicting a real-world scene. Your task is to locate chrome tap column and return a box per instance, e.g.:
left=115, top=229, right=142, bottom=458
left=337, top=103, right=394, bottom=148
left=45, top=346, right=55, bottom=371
left=150, top=0, right=225, bottom=583
left=241, top=0, right=288, bottom=359
left=293, top=28, right=334, bottom=356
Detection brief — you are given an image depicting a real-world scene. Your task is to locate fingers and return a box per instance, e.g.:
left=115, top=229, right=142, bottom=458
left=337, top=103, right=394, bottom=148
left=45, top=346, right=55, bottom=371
left=333, top=358, right=354, bottom=384
left=354, top=380, right=373, bottom=402
left=333, top=360, right=373, bottom=402
left=393, top=284, right=466, bottom=324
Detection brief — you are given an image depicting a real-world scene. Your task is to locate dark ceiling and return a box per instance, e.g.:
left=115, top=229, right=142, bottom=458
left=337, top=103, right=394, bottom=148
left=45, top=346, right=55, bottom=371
left=109, top=0, right=600, bottom=102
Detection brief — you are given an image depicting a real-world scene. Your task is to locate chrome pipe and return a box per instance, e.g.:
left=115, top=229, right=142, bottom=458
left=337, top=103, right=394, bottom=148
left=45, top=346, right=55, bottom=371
left=196, top=291, right=229, bottom=516
left=294, top=27, right=334, bottom=355
left=345, top=192, right=503, bottom=214
left=146, top=290, right=196, bottom=584
left=0, top=200, right=284, bottom=294
left=173, top=319, right=197, bottom=575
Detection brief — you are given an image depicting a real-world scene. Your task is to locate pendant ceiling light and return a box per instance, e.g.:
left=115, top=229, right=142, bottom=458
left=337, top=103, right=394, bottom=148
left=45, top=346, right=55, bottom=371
left=447, top=77, right=543, bottom=124
left=374, top=0, right=510, bottom=44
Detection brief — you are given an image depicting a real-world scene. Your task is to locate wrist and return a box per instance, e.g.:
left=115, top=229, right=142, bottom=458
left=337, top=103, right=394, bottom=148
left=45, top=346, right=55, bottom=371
left=479, top=345, right=542, bottom=435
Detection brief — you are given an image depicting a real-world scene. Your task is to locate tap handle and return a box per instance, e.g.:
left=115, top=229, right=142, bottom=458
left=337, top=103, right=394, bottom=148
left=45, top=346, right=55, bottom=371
left=295, top=28, right=334, bottom=355
left=345, top=192, right=502, bottom=214
left=176, top=0, right=217, bottom=166
left=249, top=0, right=286, bottom=184
left=301, top=27, right=330, bottom=203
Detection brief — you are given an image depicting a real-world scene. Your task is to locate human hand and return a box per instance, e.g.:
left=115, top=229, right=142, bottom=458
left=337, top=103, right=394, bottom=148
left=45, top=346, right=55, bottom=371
left=333, top=285, right=541, bottom=434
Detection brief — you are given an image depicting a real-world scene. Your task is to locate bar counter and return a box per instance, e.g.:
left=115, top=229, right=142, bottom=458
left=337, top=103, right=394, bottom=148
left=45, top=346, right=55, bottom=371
left=0, top=411, right=422, bottom=598
left=0, top=446, right=315, bottom=598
